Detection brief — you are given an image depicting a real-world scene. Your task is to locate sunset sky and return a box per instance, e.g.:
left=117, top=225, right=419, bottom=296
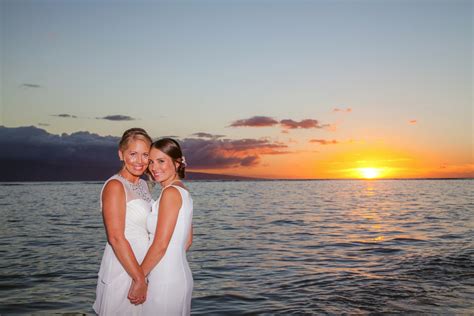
left=1, top=0, right=472, bottom=179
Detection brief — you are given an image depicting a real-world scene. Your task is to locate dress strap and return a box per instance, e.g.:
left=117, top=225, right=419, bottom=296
left=158, top=180, right=188, bottom=200
left=100, top=175, right=128, bottom=208
left=163, top=179, right=181, bottom=190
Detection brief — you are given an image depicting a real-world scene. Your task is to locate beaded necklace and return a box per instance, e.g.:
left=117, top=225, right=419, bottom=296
left=117, top=173, right=152, bottom=203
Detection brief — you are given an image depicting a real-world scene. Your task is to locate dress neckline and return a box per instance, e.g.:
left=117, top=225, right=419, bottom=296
left=116, top=173, right=141, bottom=187
left=115, top=174, right=152, bottom=203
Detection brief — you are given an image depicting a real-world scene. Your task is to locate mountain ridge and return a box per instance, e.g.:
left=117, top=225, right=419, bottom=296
left=0, top=159, right=258, bottom=181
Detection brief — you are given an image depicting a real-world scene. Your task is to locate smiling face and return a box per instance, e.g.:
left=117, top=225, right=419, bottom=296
left=148, top=147, right=180, bottom=186
left=118, top=139, right=150, bottom=180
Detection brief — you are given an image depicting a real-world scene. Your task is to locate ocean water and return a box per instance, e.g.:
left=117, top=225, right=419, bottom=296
left=0, top=179, right=473, bottom=315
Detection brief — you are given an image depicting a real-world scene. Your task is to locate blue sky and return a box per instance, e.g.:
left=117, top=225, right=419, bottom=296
left=1, top=0, right=472, bottom=178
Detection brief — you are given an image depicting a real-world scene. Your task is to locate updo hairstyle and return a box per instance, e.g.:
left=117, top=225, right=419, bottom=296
left=118, top=128, right=152, bottom=151
left=150, top=138, right=186, bottom=179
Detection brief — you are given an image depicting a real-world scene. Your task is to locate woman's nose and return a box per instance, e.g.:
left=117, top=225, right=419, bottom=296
left=137, top=155, right=145, bottom=164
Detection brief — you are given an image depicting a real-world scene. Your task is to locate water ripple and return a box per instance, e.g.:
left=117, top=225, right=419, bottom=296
left=0, top=179, right=472, bottom=314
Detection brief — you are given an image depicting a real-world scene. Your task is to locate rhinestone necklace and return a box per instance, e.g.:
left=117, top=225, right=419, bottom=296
left=117, top=173, right=152, bottom=203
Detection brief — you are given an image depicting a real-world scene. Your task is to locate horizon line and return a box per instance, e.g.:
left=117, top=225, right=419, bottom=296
left=1, top=177, right=472, bottom=184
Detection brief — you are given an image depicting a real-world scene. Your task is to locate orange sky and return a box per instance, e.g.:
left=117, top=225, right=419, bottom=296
left=192, top=138, right=473, bottom=179
left=2, top=1, right=472, bottom=180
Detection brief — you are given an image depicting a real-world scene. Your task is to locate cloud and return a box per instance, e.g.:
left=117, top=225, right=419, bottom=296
left=333, top=107, right=352, bottom=113
left=0, top=126, right=290, bottom=179
left=51, top=114, right=138, bottom=121
left=280, top=119, right=327, bottom=129
left=20, top=83, right=41, bottom=88
left=409, top=120, right=417, bottom=125
left=38, top=123, right=50, bottom=127
left=180, top=137, right=289, bottom=169
left=0, top=126, right=119, bottom=161
left=229, top=116, right=333, bottom=131
left=97, top=115, right=136, bottom=121
left=229, top=116, right=279, bottom=127
left=192, top=132, right=226, bottom=139
left=309, top=139, right=340, bottom=145
left=0, top=126, right=122, bottom=181
left=52, top=114, right=78, bottom=118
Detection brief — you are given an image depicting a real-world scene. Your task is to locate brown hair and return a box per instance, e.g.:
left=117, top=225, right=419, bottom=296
left=119, top=128, right=152, bottom=151
left=150, top=138, right=186, bottom=178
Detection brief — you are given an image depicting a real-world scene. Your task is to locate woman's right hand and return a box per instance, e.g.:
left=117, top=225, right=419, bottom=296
left=128, top=278, right=148, bottom=305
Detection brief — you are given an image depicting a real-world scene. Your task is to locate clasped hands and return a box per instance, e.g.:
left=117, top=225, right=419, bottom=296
left=128, top=277, right=148, bottom=305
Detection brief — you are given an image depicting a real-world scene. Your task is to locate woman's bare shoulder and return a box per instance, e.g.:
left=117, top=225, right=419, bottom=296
left=103, top=179, right=124, bottom=196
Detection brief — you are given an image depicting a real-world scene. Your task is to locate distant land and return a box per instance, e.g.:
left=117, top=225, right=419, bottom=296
left=0, top=159, right=258, bottom=182
left=0, top=159, right=471, bottom=182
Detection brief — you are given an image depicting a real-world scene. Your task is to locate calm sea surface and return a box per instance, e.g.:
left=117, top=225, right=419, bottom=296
left=0, top=180, right=473, bottom=315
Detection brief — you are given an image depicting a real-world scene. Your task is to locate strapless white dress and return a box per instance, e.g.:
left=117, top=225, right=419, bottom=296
left=143, top=185, right=193, bottom=316
left=93, top=175, right=152, bottom=316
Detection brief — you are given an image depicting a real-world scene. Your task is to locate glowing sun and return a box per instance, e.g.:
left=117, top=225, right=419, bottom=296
left=359, top=168, right=380, bottom=179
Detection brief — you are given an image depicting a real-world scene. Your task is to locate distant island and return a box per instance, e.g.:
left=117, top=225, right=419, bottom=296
left=0, top=159, right=258, bottom=182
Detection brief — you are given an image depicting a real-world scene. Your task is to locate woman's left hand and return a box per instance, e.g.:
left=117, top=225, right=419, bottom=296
left=128, top=278, right=148, bottom=305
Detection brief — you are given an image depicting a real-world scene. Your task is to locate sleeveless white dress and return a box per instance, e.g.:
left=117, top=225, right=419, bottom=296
left=93, top=175, right=152, bottom=316
left=143, top=184, right=193, bottom=316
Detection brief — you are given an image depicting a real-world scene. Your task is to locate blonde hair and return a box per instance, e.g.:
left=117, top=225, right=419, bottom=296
left=118, top=128, right=152, bottom=151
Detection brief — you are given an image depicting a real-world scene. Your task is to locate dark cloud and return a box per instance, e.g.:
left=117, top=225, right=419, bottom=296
left=241, top=155, right=259, bottom=166
left=52, top=114, right=78, bottom=118
left=0, top=126, right=121, bottom=181
left=280, top=119, right=325, bottom=129
left=309, top=139, right=340, bottom=145
left=20, top=83, right=41, bottom=88
left=97, top=115, right=136, bottom=121
left=333, top=107, right=352, bottom=113
left=229, top=116, right=279, bottom=127
left=192, top=132, right=226, bottom=139
left=51, top=114, right=138, bottom=121
left=230, top=116, right=331, bottom=131
left=0, top=127, right=290, bottom=180
left=409, top=120, right=417, bottom=125
left=0, top=126, right=119, bottom=162
left=180, top=137, right=289, bottom=169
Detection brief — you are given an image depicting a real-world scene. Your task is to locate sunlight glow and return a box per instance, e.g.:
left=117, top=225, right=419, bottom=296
left=359, top=168, right=380, bottom=179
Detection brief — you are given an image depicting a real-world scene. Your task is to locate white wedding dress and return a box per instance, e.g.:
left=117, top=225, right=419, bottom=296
left=93, top=175, right=152, bottom=316
left=143, top=184, right=193, bottom=316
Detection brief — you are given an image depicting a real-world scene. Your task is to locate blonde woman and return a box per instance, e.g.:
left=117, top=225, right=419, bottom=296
left=93, top=128, right=153, bottom=315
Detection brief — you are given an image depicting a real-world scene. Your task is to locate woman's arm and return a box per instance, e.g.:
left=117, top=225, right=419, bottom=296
left=102, top=180, right=147, bottom=301
left=185, top=224, right=193, bottom=252
left=141, top=187, right=182, bottom=276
